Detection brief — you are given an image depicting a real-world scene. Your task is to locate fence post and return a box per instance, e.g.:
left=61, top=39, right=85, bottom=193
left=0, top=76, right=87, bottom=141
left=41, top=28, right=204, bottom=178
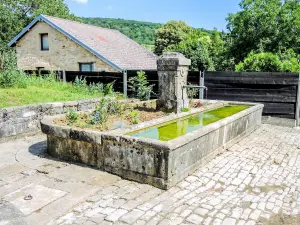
left=199, top=71, right=205, bottom=99
left=123, top=70, right=128, bottom=97
left=62, top=70, right=66, bottom=82
left=295, top=73, right=300, bottom=127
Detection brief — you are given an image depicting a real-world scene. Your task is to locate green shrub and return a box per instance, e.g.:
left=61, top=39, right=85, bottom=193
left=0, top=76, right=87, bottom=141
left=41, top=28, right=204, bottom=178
left=236, top=52, right=282, bottom=72
left=278, top=49, right=300, bottom=72
left=236, top=51, right=300, bottom=72
left=128, top=71, right=154, bottom=101
left=0, top=51, right=26, bottom=88
left=281, top=58, right=300, bottom=72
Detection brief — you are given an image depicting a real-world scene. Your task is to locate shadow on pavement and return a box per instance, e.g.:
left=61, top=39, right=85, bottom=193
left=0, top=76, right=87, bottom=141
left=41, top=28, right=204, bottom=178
left=0, top=198, right=28, bottom=225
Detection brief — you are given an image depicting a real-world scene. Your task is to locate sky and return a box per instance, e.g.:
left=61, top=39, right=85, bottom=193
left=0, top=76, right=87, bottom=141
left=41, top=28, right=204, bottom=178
left=65, top=0, right=241, bottom=31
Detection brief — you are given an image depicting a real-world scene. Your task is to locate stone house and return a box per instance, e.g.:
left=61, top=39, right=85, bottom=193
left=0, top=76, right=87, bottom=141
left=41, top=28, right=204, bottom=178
left=8, top=15, right=158, bottom=72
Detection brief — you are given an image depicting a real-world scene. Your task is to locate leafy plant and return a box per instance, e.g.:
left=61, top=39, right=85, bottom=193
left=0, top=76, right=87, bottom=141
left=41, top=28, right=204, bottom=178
left=66, top=108, right=78, bottom=124
left=90, top=98, right=121, bottom=125
left=104, top=82, right=115, bottom=96
left=128, top=110, right=140, bottom=124
left=88, top=82, right=104, bottom=95
left=74, top=76, right=87, bottom=89
left=181, top=108, right=190, bottom=112
left=90, top=99, right=109, bottom=125
left=128, top=71, right=154, bottom=101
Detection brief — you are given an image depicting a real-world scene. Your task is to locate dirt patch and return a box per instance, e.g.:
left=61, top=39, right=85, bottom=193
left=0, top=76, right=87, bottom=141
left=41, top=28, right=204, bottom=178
left=244, top=185, right=287, bottom=194
left=261, top=212, right=300, bottom=225
left=54, top=109, right=169, bottom=131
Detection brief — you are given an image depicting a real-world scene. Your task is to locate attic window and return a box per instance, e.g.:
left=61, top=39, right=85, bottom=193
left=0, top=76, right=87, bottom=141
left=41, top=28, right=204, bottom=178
left=79, top=63, right=94, bottom=72
left=41, top=33, right=49, bottom=51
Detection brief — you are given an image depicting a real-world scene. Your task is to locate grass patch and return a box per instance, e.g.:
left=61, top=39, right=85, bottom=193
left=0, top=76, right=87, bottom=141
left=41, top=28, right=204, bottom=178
left=0, top=86, right=105, bottom=108
left=0, top=51, right=118, bottom=108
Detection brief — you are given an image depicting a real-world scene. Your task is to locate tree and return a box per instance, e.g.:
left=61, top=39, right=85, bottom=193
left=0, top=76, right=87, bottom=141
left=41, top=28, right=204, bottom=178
left=209, top=30, right=236, bottom=71
left=154, top=20, right=192, bottom=55
left=227, top=0, right=300, bottom=63
left=0, top=0, right=79, bottom=51
left=167, top=30, right=215, bottom=71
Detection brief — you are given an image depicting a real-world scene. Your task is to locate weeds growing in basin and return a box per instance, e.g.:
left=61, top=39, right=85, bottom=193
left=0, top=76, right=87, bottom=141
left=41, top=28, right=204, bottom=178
left=66, top=108, right=78, bottom=125
left=181, top=107, right=190, bottom=112
left=60, top=98, right=168, bottom=131
left=128, top=110, right=140, bottom=124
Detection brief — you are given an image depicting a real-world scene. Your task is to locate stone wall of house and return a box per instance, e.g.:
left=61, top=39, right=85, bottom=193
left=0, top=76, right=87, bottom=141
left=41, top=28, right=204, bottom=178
left=15, top=22, right=118, bottom=72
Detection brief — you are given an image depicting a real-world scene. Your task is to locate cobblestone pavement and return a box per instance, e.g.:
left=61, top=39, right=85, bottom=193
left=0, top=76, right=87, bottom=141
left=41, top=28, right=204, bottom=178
left=51, top=124, right=300, bottom=225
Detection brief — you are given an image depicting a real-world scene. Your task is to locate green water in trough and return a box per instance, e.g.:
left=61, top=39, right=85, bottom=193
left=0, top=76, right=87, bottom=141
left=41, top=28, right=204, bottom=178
left=127, top=105, right=250, bottom=141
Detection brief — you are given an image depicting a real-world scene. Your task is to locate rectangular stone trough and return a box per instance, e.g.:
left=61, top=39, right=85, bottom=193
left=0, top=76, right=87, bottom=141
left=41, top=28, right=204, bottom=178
left=41, top=101, right=263, bottom=190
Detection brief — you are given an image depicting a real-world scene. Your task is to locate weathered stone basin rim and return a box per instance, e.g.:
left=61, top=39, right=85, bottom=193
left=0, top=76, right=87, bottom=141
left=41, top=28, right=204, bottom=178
left=41, top=101, right=264, bottom=189
left=41, top=101, right=263, bottom=149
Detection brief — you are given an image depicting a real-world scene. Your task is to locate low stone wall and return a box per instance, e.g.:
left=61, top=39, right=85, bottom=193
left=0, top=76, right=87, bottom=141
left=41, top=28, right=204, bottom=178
left=41, top=101, right=264, bottom=189
left=0, top=98, right=149, bottom=142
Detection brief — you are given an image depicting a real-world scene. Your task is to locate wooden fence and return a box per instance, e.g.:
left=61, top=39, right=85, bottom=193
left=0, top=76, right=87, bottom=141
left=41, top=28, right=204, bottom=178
left=25, top=70, right=300, bottom=119
left=134, top=70, right=300, bottom=119
left=203, top=72, right=299, bottom=119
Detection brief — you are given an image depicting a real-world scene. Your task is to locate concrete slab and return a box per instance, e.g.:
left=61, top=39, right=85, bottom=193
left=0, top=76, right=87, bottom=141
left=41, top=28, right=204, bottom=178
left=48, top=164, right=119, bottom=186
left=0, top=199, right=28, bottom=225
left=0, top=135, right=121, bottom=225
left=0, top=164, right=27, bottom=179
left=4, top=184, right=67, bottom=216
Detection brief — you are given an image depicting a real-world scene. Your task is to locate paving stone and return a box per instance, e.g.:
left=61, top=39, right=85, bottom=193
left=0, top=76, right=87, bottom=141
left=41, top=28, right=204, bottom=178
left=120, top=209, right=144, bottom=224
left=89, top=215, right=105, bottom=224
left=7, top=125, right=300, bottom=225
left=186, top=214, right=203, bottom=224
left=223, top=218, right=237, bottom=225
left=249, top=209, right=261, bottom=220
left=194, top=208, right=209, bottom=216
left=212, top=218, right=223, bottom=225
left=105, top=209, right=128, bottom=222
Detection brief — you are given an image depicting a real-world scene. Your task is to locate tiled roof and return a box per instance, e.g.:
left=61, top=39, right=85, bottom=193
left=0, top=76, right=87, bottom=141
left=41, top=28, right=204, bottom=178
left=9, top=15, right=158, bottom=71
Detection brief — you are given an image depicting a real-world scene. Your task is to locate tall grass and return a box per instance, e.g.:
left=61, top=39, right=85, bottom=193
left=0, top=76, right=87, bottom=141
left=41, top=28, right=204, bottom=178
left=0, top=50, right=116, bottom=95
left=0, top=51, right=118, bottom=108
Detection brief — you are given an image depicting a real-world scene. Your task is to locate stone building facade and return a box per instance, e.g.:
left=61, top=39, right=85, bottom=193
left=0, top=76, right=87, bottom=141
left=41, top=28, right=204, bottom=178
left=15, top=22, right=118, bottom=72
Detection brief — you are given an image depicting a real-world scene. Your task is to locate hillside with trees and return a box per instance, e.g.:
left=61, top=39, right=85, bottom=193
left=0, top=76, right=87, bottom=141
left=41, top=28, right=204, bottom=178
left=81, top=17, right=162, bottom=47
left=81, top=18, right=213, bottom=51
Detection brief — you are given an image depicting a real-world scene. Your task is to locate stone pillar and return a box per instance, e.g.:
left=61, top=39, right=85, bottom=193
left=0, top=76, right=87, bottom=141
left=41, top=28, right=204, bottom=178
left=157, top=52, right=191, bottom=113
